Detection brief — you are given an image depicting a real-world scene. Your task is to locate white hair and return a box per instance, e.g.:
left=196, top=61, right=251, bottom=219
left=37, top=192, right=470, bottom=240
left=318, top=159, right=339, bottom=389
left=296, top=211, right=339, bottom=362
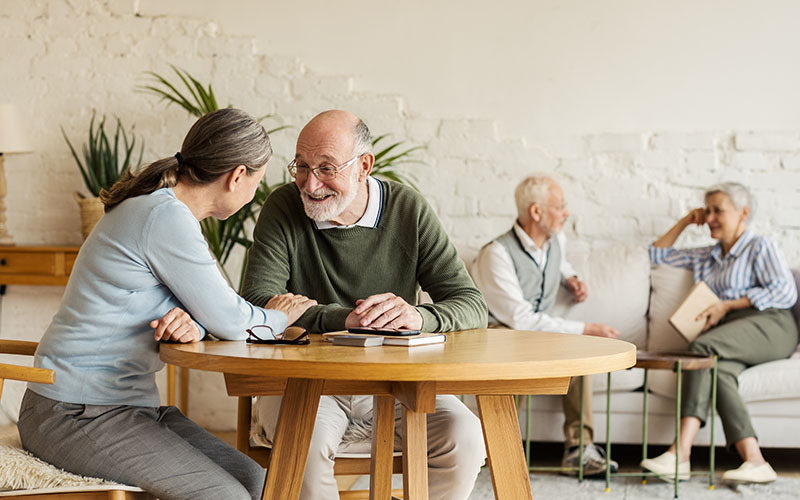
left=704, top=181, right=756, bottom=223
left=514, top=174, right=555, bottom=221
left=353, top=119, right=372, bottom=156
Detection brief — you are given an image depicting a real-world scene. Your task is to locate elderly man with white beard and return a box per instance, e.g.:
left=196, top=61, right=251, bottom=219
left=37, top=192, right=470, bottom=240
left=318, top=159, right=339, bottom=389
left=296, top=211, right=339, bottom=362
left=241, top=110, right=488, bottom=500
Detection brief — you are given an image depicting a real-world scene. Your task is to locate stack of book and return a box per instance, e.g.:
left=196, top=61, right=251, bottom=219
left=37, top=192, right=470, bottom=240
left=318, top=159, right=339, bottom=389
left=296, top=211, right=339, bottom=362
left=324, top=332, right=447, bottom=347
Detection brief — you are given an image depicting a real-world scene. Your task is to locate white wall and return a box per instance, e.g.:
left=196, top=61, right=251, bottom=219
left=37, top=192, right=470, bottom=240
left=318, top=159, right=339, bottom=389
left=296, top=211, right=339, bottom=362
left=1, top=0, right=798, bottom=430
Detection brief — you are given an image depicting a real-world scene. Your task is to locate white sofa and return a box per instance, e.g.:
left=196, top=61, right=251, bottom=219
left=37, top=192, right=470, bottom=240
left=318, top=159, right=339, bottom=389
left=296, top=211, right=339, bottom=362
left=515, top=246, right=800, bottom=449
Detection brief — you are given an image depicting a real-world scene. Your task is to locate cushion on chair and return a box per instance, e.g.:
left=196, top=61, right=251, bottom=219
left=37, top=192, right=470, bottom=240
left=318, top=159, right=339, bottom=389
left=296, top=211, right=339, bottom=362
left=0, top=425, right=127, bottom=492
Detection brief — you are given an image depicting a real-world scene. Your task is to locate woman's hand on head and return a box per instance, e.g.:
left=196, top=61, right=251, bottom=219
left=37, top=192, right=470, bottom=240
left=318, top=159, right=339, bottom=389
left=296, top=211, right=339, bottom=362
left=150, top=307, right=202, bottom=343
left=266, top=293, right=318, bottom=325
left=685, top=208, right=706, bottom=226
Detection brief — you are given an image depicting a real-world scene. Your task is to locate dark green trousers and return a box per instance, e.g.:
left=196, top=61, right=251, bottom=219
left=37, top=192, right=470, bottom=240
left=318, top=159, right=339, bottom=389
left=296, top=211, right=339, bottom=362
left=682, top=307, right=798, bottom=448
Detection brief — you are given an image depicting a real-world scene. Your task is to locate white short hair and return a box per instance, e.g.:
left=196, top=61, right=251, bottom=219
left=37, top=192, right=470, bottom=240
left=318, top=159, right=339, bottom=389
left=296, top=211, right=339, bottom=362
left=705, top=182, right=756, bottom=223
left=514, top=174, right=555, bottom=221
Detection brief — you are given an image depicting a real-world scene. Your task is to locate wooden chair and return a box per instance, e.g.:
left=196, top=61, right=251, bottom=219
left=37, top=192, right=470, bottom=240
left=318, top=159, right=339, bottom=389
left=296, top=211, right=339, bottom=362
left=235, top=396, right=404, bottom=500
left=0, top=340, right=156, bottom=500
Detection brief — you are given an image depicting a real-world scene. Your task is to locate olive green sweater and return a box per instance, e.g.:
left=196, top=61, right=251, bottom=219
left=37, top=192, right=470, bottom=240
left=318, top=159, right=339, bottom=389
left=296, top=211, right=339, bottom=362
left=241, top=180, right=487, bottom=333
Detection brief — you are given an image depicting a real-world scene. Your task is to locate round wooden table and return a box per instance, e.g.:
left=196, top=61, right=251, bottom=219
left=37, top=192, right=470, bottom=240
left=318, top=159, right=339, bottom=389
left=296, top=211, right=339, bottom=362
left=161, top=328, right=636, bottom=500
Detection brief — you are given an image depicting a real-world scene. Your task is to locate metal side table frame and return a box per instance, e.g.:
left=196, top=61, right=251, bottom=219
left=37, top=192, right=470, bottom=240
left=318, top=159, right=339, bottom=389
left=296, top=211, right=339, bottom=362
left=521, top=377, right=588, bottom=480
left=604, top=352, right=718, bottom=498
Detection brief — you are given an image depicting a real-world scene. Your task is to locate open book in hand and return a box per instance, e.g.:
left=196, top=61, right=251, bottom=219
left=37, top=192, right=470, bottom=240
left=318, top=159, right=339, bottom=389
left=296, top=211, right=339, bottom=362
left=669, top=280, right=722, bottom=343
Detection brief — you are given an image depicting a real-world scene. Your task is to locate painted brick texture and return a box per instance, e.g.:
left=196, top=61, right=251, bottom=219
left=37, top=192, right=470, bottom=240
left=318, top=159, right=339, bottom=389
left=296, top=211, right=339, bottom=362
left=1, top=0, right=798, bottom=429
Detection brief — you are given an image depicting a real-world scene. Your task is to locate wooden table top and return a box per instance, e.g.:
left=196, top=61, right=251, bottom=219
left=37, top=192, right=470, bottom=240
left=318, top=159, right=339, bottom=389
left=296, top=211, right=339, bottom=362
left=160, top=329, right=636, bottom=382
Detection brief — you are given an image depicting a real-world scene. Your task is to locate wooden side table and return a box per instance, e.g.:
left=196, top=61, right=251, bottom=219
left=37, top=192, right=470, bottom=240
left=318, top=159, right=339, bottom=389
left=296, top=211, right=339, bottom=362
left=0, top=245, right=188, bottom=413
left=604, top=351, right=718, bottom=498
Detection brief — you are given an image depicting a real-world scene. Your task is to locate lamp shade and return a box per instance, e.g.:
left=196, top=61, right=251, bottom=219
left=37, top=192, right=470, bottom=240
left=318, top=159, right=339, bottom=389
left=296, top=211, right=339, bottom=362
left=0, top=104, right=32, bottom=153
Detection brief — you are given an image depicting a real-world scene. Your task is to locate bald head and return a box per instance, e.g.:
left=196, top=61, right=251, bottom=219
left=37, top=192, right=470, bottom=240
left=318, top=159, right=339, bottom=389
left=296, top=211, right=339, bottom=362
left=298, top=110, right=372, bottom=158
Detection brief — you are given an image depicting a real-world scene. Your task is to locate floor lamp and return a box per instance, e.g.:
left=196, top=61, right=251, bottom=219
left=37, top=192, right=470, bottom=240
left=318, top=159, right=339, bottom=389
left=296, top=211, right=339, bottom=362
left=0, top=104, right=32, bottom=246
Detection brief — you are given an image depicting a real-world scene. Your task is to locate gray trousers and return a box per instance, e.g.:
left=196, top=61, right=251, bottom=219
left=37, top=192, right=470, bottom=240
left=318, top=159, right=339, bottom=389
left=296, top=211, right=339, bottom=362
left=18, top=389, right=266, bottom=500
left=252, top=394, right=486, bottom=500
left=683, top=308, right=798, bottom=448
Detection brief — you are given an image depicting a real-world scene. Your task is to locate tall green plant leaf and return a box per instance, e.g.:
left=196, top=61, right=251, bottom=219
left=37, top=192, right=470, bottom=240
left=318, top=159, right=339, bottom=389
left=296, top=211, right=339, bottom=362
left=62, top=112, right=143, bottom=197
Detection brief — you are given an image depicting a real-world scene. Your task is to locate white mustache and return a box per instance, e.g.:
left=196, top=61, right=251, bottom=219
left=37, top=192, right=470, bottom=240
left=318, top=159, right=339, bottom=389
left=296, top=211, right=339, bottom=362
left=302, top=188, right=336, bottom=200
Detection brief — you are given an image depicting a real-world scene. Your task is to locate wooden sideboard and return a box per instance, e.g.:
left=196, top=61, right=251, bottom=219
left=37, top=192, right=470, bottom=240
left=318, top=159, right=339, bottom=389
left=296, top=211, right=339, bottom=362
left=0, top=245, right=188, bottom=412
left=0, top=245, right=80, bottom=291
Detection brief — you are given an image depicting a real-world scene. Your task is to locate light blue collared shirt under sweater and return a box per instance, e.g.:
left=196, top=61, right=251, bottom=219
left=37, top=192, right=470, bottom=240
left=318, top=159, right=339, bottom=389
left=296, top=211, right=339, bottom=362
left=29, top=187, right=287, bottom=407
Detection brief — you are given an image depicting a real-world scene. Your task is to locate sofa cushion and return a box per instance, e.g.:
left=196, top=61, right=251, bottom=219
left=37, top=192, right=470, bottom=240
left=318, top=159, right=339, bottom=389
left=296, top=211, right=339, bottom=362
left=552, top=246, right=650, bottom=349
left=590, top=368, right=645, bottom=394
left=648, top=358, right=800, bottom=403
left=647, top=265, right=694, bottom=352
left=792, top=269, right=800, bottom=357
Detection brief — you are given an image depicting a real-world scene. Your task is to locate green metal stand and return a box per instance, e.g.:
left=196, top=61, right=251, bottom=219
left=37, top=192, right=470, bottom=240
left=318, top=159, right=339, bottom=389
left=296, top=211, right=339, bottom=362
left=524, top=377, right=586, bottom=480
left=604, top=355, right=718, bottom=498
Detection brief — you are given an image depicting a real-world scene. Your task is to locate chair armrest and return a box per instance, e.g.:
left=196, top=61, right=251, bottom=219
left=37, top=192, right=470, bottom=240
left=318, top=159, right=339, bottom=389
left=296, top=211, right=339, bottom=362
left=0, top=340, right=38, bottom=356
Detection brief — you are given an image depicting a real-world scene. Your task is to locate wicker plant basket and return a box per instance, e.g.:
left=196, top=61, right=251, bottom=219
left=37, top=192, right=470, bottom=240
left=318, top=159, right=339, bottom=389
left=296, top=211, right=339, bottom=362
left=73, top=192, right=105, bottom=241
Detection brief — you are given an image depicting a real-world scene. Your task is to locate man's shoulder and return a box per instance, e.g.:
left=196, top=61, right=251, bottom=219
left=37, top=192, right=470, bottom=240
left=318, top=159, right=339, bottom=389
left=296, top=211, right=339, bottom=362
left=379, top=178, right=424, bottom=205
left=267, top=182, right=299, bottom=203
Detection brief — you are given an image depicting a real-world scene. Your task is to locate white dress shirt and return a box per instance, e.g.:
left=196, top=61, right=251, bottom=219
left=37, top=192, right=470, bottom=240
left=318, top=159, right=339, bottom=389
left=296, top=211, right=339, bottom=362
left=470, top=224, right=585, bottom=334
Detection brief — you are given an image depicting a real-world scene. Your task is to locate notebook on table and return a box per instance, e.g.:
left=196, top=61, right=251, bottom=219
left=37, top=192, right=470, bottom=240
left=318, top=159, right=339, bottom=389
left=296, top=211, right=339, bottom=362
left=668, top=280, right=721, bottom=343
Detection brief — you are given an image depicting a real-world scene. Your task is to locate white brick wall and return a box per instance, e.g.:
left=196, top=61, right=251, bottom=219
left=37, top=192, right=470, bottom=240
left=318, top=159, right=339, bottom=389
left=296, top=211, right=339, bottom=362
left=1, top=0, right=799, bottom=430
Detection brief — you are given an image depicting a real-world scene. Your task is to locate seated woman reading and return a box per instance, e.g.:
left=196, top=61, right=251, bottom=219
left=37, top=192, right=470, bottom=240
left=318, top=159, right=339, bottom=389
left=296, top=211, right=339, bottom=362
left=17, top=108, right=315, bottom=500
left=641, top=182, right=797, bottom=484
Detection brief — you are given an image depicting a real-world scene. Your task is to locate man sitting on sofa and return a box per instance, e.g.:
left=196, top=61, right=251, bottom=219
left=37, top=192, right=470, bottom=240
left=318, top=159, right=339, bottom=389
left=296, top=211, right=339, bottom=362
left=470, top=174, right=620, bottom=476
left=241, top=110, right=488, bottom=500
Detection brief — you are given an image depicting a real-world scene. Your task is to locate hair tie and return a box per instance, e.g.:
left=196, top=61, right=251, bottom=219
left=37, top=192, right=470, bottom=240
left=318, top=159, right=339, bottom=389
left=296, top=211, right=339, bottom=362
left=174, top=152, right=185, bottom=167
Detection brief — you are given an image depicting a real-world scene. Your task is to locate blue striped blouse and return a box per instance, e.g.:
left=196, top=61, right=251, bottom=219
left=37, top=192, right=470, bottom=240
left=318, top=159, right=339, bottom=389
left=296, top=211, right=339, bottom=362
left=649, top=230, right=797, bottom=311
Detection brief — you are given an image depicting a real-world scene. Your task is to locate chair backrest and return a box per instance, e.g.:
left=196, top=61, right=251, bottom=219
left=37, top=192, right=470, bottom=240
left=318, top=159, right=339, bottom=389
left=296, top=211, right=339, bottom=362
left=0, top=340, right=54, bottom=400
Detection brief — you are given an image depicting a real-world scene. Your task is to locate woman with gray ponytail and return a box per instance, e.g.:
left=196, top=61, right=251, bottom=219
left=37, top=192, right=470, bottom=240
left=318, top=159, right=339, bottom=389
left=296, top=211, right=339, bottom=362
left=18, top=108, right=316, bottom=500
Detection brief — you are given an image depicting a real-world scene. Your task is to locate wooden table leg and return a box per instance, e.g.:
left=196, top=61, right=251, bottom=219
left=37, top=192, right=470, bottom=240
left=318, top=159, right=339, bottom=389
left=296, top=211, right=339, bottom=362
left=476, top=394, right=533, bottom=500
left=179, top=366, right=190, bottom=415
left=393, top=381, right=435, bottom=500
left=402, top=406, right=428, bottom=500
left=261, top=378, right=324, bottom=500
left=370, top=395, right=396, bottom=500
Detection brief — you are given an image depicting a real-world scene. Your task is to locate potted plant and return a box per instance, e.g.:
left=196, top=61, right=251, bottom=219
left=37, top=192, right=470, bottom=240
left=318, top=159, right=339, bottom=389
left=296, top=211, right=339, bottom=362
left=62, top=113, right=144, bottom=240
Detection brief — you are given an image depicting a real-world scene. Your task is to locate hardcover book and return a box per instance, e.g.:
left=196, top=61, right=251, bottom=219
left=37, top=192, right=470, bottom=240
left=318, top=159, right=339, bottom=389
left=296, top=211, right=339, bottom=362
left=324, top=331, right=446, bottom=347
left=669, top=280, right=721, bottom=343
left=331, top=334, right=385, bottom=347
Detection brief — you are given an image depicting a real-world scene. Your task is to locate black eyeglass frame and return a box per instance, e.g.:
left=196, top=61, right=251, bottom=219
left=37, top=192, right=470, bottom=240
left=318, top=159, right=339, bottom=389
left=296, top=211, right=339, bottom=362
left=246, top=325, right=310, bottom=345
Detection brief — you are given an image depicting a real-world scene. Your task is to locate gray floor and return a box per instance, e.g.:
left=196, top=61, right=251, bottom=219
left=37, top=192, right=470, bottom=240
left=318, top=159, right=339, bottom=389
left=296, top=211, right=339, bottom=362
left=351, top=467, right=799, bottom=499
left=469, top=468, right=798, bottom=499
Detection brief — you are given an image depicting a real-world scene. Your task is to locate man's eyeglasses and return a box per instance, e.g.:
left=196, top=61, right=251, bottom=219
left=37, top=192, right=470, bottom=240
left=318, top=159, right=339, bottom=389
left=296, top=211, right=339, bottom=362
left=246, top=325, right=310, bottom=345
left=287, top=154, right=362, bottom=181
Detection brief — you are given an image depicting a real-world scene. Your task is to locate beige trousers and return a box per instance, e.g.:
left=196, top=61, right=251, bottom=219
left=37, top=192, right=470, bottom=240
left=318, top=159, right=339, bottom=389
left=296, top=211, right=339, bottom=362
left=562, top=375, right=594, bottom=449
left=252, top=394, right=486, bottom=500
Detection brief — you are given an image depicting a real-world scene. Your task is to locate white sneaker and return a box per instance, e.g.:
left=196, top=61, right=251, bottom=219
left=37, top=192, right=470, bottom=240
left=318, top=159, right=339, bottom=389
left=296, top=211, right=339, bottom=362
left=722, top=461, right=777, bottom=483
left=640, top=451, right=690, bottom=481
